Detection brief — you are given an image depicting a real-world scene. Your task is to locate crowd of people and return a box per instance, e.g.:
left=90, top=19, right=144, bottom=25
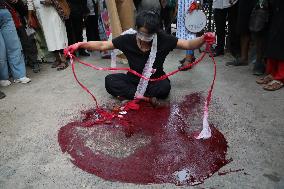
left=0, top=0, right=283, bottom=100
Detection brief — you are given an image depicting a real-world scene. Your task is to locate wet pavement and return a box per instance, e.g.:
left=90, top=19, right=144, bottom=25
left=0, top=49, right=283, bottom=189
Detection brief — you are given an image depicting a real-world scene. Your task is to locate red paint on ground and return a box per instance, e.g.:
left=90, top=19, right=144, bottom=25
left=58, top=93, right=230, bottom=186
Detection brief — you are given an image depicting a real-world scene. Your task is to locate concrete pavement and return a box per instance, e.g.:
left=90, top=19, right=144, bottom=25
left=0, top=49, right=283, bottom=189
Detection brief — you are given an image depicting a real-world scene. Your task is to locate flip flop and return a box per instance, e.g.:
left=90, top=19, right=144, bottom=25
left=263, top=80, right=284, bottom=91
left=256, top=75, right=273, bottom=84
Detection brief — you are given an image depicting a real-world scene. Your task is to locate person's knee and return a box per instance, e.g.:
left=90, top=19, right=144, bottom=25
left=159, top=83, right=171, bottom=98
left=105, top=74, right=114, bottom=92
left=105, top=74, right=124, bottom=95
left=153, top=81, right=171, bottom=99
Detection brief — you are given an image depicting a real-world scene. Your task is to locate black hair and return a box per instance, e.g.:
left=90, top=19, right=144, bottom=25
left=135, top=10, right=160, bottom=34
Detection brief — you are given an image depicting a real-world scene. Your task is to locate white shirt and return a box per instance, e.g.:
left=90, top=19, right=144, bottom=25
left=212, top=0, right=238, bottom=9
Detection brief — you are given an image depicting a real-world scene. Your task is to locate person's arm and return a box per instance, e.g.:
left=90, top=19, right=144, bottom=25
left=65, top=41, right=115, bottom=55
left=176, top=32, right=216, bottom=50
left=78, top=41, right=115, bottom=51
left=176, top=36, right=205, bottom=50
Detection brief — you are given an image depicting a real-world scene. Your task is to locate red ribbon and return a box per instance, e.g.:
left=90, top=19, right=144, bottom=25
left=67, top=47, right=217, bottom=127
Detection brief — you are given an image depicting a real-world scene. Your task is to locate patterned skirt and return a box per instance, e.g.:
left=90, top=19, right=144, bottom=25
left=176, top=0, right=196, bottom=40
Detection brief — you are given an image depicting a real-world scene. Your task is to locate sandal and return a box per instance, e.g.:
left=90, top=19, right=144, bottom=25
left=256, top=75, right=273, bottom=84
left=178, top=57, right=196, bottom=71
left=263, top=80, right=284, bottom=91
left=57, top=62, right=68, bottom=71
left=57, top=53, right=68, bottom=71
left=51, top=60, right=60, bottom=68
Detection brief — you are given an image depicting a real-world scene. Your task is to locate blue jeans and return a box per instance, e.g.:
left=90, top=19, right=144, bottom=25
left=0, top=9, right=26, bottom=80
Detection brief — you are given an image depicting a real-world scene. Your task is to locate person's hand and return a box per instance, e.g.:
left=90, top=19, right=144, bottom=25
left=64, top=43, right=81, bottom=56
left=203, top=32, right=216, bottom=46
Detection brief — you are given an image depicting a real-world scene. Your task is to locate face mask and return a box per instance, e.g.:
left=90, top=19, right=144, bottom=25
left=136, top=31, right=155, bottom=42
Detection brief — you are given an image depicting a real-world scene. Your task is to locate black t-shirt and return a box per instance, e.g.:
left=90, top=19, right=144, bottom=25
left=112, top=31, right=178, bottom=83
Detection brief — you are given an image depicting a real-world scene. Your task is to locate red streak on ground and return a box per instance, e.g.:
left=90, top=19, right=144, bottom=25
left=58, top=93, right=230, bottom=186
left=218, top=169, right=245, bottom=176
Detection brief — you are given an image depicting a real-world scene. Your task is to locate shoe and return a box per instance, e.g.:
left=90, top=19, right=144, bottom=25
left=14, top=77, right=31, bottom=84
left=32, top=62, right=41, bottom=73
left=0, top=91, right=6, bottom=99
left=252, top=69, right=265, bottom=76
left=210, top=49, right=224, bottom=57
left=0, top=80, right=11, bottom=87
left=178, top=57, right=196, bottom=71
left=179, top=58, right=185, bottom=64
left=79, top=50, right=90, bottom=57
left=226, top=59, right=248, bottom=66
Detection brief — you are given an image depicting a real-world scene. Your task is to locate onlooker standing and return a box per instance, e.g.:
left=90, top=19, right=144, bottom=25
left=8, top=0, right=41, bottom=73
left=27, top=0, right=69, bottom=70
left=226, top=0, right=257, bottom=66
left=85, top=0, right=100, bottom=42
left=176, top=0, right=197, bottom=70
left=0, top=0, right=31, bottom=87
left=160, top=0, right=177, bottom=34
left=212, top=0, right=239, bottom=57
left=65, top=0, right=90, bottom=56
left=256, top=0, right=284, bottom=91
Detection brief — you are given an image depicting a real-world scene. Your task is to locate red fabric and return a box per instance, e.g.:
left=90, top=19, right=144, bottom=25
left=123, top=100, right=140, bottom=111
left=4, top=3, right=22, bottom=28
left=66, top=40, right=217, bottom=136
left=189, top=2, right=198, bottom=13
left=266, top=59, right=284, bottom=82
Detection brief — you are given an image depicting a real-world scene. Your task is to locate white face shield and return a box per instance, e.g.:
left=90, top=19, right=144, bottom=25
left=136, top=31, right=155, bottom=42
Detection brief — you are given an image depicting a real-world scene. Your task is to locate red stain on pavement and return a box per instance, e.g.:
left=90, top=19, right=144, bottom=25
left=58, top=93, right=230, bottom=186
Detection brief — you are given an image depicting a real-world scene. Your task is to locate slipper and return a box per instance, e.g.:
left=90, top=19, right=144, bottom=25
left=263, top=80, right=284, bottom=91
left=256, top=75, right=273, bottom=84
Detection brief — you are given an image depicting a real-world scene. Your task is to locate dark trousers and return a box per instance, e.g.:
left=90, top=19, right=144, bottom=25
left=65, top=13, right=84, bottom=45
left=161, top=7, right=174, bottom=34
left=105, top=73, right=171, bottom=100
left=214, top=3, right=240, bottom=56
left=85, top=15, right=100, bottom=41
left=17, top=26, right=38, bottom=64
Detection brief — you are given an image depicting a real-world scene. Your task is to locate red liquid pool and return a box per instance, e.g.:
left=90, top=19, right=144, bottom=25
left=58, top=93, right=230, bottom=186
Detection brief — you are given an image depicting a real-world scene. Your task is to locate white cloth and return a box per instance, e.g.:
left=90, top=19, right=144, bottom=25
left=176, top=0, right=196, bottom=40
left=212, top=0, right=238, bottom=9
left=27, top=0, right=68, bottom=51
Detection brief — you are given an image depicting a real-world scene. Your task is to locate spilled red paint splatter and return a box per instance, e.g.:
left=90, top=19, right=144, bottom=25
left=58, top=93, right=230, bottom=186
left=218, top=169, right=245, bottom=176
